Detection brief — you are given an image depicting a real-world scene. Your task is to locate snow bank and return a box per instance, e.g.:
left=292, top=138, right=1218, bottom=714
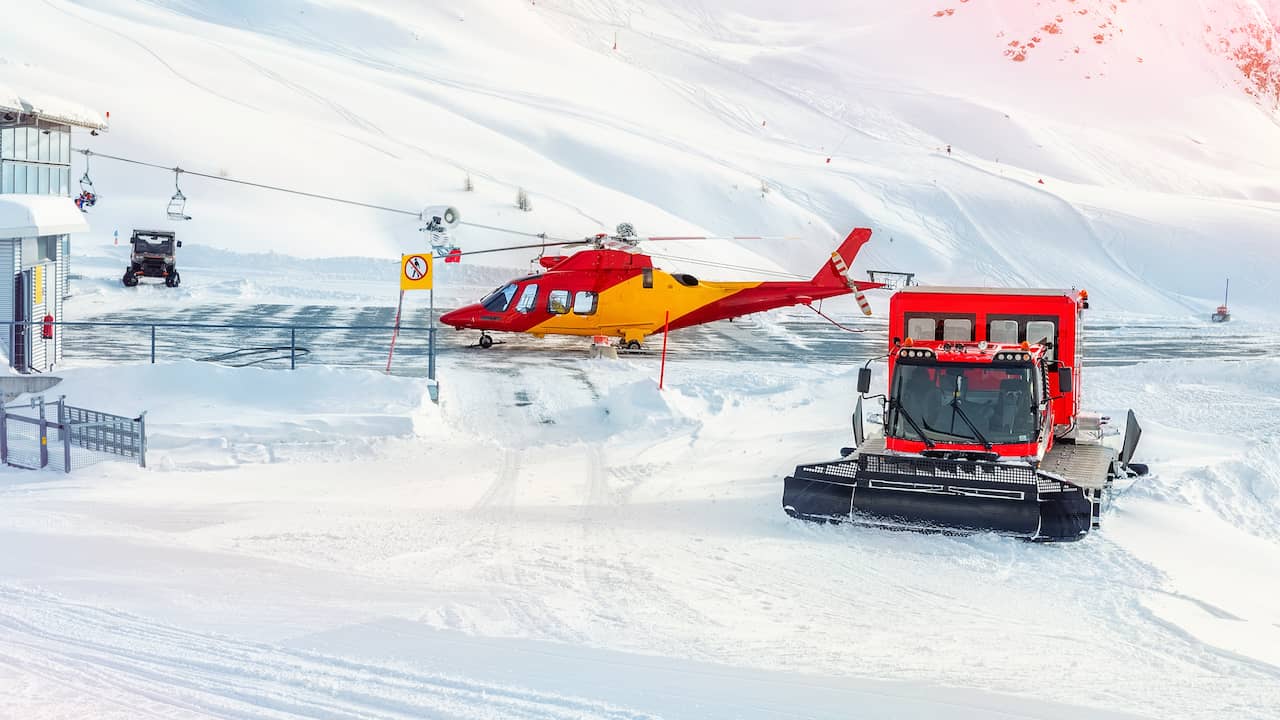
left=43, top=361, right=438, bottom=469
left=1089, top=358, right=1280, bottom=544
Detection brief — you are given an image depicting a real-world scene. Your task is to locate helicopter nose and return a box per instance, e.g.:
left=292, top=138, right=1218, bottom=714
left=439, top=306, right=476, bottom=328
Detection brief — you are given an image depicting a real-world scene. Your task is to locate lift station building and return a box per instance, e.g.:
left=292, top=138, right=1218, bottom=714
left=0, top=90, right=107, bottom=373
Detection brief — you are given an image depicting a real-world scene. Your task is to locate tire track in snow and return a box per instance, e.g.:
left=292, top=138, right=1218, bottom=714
left=472, top=447, right=522, bottom=514
left=0, top=585, right=654, bottom=720
left=218, top=45, right=404, bottom=161
left=462, top=385, right=585, bottom=644
left=40, top=0, right=264, bottom=115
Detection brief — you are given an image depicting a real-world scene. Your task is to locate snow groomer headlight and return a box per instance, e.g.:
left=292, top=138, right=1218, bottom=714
left=994, top=351, right=1032, bottom=362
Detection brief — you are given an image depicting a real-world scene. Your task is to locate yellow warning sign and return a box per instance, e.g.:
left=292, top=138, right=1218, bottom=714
left=34, top=265, right=43, bottom=305
left=400, top=254, right=433, bottom=291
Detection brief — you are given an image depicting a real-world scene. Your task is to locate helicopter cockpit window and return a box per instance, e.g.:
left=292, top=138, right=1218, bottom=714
left=481, top=283, right=518, bottom=312
left=548, top=290, right=570, bottom=315
left=573, top=291, right=598, bottom=316
left=515, top=283, right=540, bottom=313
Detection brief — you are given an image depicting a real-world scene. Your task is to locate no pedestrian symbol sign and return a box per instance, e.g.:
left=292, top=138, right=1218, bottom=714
left=401, top=253, right=433, bottom=290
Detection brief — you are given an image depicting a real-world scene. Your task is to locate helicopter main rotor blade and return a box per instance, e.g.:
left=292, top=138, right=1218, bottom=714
left=641, top=235, right=801, bottom=243
left=449, top=239, right=592, bottom=258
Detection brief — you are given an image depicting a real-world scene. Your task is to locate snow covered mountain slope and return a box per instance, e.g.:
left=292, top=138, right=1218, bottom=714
left=1, top=0, right=1277, bottom=315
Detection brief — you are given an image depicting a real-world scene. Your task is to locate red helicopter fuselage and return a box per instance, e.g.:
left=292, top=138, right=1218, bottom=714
left=439, top=228, right=881, bottom=345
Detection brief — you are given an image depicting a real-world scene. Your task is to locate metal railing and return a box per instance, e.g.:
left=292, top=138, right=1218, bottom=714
left=4, top=320, right=438, bottom=377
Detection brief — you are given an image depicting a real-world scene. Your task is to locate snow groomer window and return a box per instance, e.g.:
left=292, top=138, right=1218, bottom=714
left=907, top=317, right=936, bottom=341
left=516, top=283, right=540, bottom=313
left=942, top=318, right=973, bottom=341
left=548, top=290, right=571, bottom=314
left=988, top=320, right=1019, bottom=345
left=1026, top=321, right=1056, bottom=359
left=573, top=291, right=598, bottom=316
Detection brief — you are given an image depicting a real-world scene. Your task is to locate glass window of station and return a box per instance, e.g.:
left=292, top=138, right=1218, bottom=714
left=1, top=124, right=73, bottom=196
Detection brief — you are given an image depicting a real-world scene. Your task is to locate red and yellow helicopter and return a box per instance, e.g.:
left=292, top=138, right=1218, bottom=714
left=440, top=226, right=882, bottom=349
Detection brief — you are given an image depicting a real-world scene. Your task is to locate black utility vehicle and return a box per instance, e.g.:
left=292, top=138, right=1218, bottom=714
left=123, top=230, right=182, bottom=287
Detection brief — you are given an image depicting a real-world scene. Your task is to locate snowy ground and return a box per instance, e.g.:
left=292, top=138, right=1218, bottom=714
left=3, top=1, right=1280, bottom=717
left=2, top=331, right=1279, bottom=718
left=0, top=224, right=1270, bottom=719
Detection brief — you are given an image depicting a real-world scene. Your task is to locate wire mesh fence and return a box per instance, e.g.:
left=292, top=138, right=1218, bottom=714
left=3, top=419, right=43, bottom=470
left=2, top=396, right=145, bottom=473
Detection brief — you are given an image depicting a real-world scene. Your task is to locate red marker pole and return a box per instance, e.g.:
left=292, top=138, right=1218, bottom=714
left=386, top=290, right=405, bottom=373
left=659, top=310, right=670, bottom=390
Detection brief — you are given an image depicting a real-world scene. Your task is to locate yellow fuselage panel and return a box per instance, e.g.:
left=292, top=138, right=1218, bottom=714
left=530, top=271, right=762, bottom=339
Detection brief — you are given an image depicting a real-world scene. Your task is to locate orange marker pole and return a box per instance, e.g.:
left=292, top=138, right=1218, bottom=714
left=659, top=310, right=670, bottom=390
left=386, top=290, right=405, bottom=373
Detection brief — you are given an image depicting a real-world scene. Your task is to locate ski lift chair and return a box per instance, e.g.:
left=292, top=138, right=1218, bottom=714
left=167, top=170, right=191, bottom=221
left=76, top=156, right=98, bottom=212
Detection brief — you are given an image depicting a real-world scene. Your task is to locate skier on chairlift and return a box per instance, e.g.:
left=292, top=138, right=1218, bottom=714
left=74, top=190, right=97, bottom=212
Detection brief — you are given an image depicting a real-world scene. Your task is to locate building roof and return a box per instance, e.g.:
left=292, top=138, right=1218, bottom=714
left=0, top=84, right=109, bottom=131
left=898, top=286, right=1075, bottom=297
left=0, top=195, right=90, bottom=237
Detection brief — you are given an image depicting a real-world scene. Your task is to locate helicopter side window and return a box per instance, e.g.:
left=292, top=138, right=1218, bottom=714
left=548, top=290, right=570, bottom=315
left=642, top=268, right=653, bottom=289
left=481, top=283, right=518, bottom=312
left=515, top=283, right=540, bottom=313
left=573, top=291, right=598, bottom=316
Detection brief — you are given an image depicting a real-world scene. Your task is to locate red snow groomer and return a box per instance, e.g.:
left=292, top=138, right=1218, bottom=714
left=783, top=287, right=1147, bottom=541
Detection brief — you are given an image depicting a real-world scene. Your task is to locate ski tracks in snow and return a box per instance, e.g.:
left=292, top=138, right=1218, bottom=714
left=0, top=585, right=653, bottom=720
left=468, top=446, right=584, bottom=644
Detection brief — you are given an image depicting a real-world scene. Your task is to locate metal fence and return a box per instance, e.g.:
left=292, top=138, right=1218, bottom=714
left=1, top=395, right=145, bottom=473
left=4, top=320, right=438, bottom=377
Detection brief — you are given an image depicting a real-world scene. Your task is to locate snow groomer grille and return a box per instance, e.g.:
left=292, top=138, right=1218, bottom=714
left=795, top=459, right=860, bottom=480
left=858, top=454, right=1040, bottom=486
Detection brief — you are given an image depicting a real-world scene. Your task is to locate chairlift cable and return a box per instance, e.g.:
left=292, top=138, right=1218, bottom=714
left=73, top=148, right=422, bottom=217
left=71, top=147, right=591, bottom=243
left=66, top=148, right=810, bottom=262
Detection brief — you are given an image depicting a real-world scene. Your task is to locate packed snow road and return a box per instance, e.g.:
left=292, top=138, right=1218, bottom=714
left=60, top=301, right=1278, bottom=372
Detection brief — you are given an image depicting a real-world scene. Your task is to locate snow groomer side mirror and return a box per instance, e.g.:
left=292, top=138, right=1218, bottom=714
left=1058, top=366, right=1073, bottom=394
left=857, top=367, right=872, bottom=395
